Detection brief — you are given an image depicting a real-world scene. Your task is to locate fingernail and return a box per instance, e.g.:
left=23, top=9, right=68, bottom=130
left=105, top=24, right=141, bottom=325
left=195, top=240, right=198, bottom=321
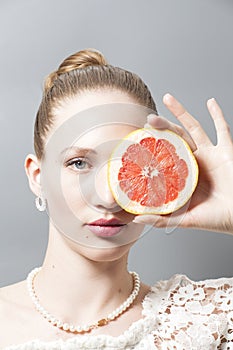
left=207, top=97, right=216, bottom=106
left=144, top=123, right=152, bottom=128
left=163, top=93, right=172, bottom=101
left=132, top=217, right=143, bottom=223
left=147, top=114, right=157, bottom=121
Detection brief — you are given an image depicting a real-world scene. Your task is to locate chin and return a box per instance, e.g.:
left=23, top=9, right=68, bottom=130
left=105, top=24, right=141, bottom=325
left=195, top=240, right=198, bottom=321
left=67, top=237, right=134, bottom=263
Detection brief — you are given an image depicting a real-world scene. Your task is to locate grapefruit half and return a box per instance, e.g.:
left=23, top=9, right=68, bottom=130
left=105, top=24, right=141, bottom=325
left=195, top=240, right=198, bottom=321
left=108, top=128, right=199, bottom=215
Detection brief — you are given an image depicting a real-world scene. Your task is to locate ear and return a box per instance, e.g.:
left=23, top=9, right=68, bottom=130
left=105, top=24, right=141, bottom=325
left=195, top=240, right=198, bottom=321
left=24, top=154, right=42, bottom=197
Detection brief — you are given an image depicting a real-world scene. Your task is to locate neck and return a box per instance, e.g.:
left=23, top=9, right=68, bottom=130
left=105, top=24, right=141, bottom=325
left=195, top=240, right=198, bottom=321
left=33, top=224, right=134, bottom=325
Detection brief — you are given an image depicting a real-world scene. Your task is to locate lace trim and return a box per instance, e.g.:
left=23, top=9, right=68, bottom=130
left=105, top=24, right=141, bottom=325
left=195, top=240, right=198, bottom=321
left=151, top=275, right=233, bottom=349
left=2, top=287, right=161, bottom=349
left=3, top=274, right=233, bottom=349
left=3, top=315, right=158, bottom=349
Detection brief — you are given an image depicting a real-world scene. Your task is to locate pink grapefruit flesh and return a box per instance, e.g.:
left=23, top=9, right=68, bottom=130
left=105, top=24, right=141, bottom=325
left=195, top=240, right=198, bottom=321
left=108, top=128, right=199, bottom=215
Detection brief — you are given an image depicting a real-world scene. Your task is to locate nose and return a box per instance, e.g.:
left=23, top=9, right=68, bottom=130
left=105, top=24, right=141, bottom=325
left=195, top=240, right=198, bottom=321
left=92, top=161, right=121, bottom=213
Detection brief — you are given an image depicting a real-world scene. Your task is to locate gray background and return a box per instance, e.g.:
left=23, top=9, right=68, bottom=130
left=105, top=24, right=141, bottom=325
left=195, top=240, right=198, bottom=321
left=0, top=0, right=232, bottom=287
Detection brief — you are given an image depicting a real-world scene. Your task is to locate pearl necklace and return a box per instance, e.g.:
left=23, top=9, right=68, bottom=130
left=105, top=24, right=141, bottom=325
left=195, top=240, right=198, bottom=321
left=27, top=267, right=140, bottom=333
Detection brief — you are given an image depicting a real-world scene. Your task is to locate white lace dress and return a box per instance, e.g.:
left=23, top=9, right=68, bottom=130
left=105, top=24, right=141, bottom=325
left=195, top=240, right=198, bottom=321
left=3, top=274, right=233, bottom=350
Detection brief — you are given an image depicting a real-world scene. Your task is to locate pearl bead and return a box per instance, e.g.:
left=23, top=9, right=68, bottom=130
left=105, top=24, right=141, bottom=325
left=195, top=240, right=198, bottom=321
left=50, top=318, right=57, bottom=325
left=26, top=267, right=140, bottom=334
left=57, top=321, right=63, bottom=328
left=62, top=323, right=69, bottom=331
left=69, top=325, right=76, bottom=332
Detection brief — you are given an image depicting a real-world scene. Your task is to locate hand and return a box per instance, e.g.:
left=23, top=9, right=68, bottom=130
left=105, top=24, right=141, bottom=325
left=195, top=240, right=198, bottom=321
left=134, top=94, right=233, bottom=235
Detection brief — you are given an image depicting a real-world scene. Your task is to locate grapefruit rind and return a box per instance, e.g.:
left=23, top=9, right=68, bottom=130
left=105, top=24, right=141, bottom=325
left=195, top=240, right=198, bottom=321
left=108, top=128, right=199, bottom=215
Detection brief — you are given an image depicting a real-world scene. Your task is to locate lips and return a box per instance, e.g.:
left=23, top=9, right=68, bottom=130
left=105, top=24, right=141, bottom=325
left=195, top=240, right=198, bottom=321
left=89, top=218, right=124, bottom=226
left=87, top=218, right=126, bottom=237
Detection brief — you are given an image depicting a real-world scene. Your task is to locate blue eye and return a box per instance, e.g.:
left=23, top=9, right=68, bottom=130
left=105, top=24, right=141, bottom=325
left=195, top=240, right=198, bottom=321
left=74, top=159, right=87, bottom=169
left=66, top=158, right=91, bottom=171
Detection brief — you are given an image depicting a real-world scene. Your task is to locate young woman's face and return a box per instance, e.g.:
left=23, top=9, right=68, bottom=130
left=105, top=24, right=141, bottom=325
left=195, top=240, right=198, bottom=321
left=40, top=89, right=150, bottom=258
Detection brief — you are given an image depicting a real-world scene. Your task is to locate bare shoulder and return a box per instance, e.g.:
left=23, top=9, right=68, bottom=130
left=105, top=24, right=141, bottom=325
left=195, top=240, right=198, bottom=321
left=0, top=280, right=29, bottom=324
left=0, top=281, right=63, bottom=347
left=0, top=280, right=28, bottom=307
left=0, top=280, right=34, bottom=346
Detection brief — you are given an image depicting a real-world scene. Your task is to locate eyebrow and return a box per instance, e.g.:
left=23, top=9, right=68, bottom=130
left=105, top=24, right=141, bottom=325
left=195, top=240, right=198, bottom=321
left=60, top=146, right=97, bottom=156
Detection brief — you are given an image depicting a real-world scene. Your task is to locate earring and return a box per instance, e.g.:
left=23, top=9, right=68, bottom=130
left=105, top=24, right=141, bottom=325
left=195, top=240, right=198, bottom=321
left=35, top=196, right=46, bottom=212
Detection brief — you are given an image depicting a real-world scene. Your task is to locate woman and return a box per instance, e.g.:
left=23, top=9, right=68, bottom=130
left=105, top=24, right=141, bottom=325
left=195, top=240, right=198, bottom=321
left=0, top=49, right=232, bottom=349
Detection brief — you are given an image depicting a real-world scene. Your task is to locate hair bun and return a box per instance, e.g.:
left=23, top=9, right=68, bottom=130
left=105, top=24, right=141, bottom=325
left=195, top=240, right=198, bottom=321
left=44, top=48, right=108, bottom=93
left=58, top=48, right=108, bottom=73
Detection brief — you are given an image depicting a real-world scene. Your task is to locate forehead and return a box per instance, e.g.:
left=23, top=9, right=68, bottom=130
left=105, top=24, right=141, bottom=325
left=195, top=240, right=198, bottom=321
left=79, top=122, right=134, bottom=140
left=42, top=91, right=154, bottom=161
left=52, top=89, right=139, bottom=130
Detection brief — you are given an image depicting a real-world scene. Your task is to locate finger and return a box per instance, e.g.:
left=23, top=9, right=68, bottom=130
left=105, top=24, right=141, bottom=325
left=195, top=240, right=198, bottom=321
left=207, top=98, right=232, bottom=146
left=145, top=114, right=197, bottom=152
left=133, top=214, right=168, bottom=226
left=133, top=214, right=168, bottom=227
left=145, top=114, right=172, bottom=129
left=163, top=93, right=212, bottom=147
left=132, top=199, right=193, bottom=229
left=132, top=211, right=189, bottom=230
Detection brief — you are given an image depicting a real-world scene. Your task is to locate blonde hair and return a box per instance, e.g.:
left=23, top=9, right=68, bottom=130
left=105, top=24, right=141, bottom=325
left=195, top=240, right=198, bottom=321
left=34, top=48, right=158, bottom=159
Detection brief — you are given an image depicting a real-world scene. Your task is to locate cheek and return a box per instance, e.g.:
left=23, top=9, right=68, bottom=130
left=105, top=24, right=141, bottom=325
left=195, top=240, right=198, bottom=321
left=60, top=171, right=87, bottom=211
left=41, top=167, right=88, bottom=241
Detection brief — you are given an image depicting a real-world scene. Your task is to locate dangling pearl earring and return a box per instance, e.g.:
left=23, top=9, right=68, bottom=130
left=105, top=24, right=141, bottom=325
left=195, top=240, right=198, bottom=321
left=35, top=196, right=46, bottom=212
